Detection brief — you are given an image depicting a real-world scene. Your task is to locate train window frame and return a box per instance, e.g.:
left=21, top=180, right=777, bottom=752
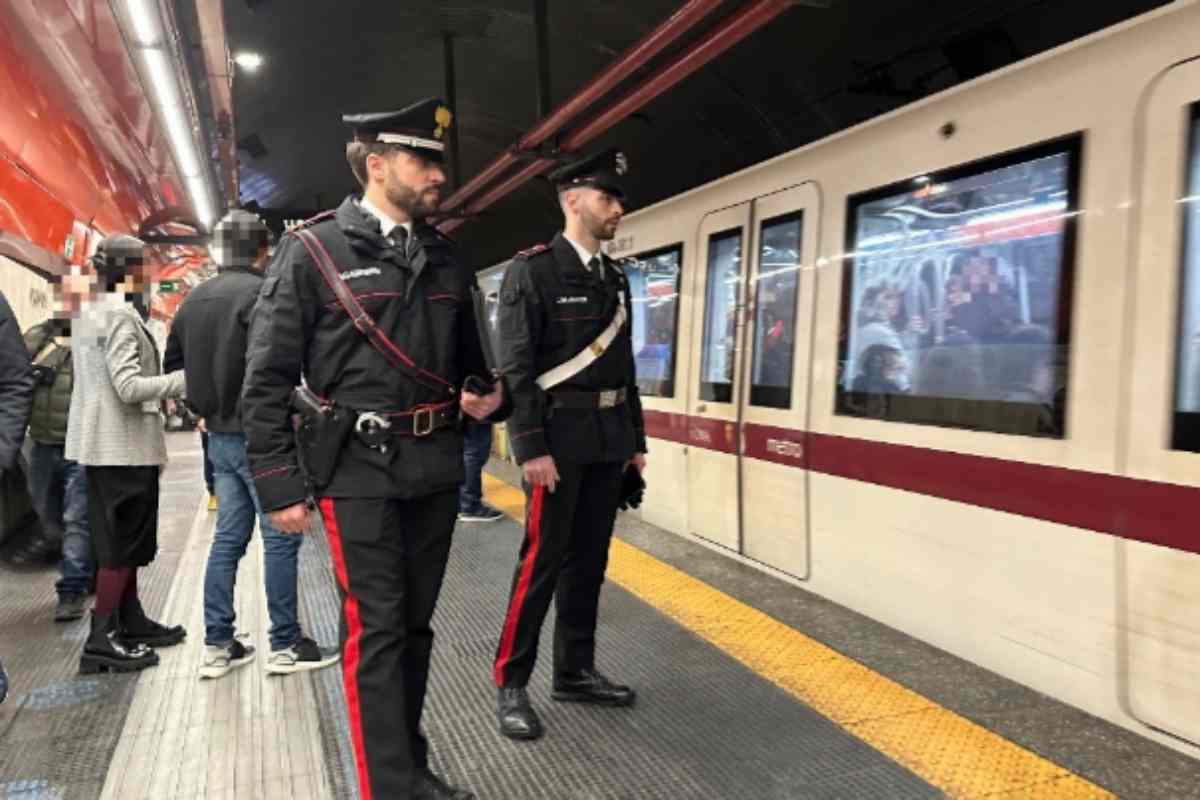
left=626, top=242, right=684, bottom=398
left=699, top=227, right=744, bottom=404
left=749, top=211, right=804, bottom=409
left=834, top=133, right=1084, bottom=438
left=1171, top=103, right=1200, bottom=452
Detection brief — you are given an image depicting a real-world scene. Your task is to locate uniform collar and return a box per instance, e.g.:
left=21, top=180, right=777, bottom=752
left=359, top=195, right=413, bottom=240
left=562, top=232, right=601, bottom=269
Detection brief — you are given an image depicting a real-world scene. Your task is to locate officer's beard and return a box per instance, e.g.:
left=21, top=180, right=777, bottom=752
left=581, top=205, right=618, bottom=242
left=385, top=177, right=440, bottom=222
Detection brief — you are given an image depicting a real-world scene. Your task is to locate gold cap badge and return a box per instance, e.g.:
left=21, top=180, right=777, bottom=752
left=434, top=106, right=453, bottom=139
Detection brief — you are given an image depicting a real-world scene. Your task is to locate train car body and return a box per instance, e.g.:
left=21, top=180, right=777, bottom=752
left=482, top=1, right=1200, bottom=755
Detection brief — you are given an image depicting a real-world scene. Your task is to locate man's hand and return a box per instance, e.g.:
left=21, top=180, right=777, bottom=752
left=628, top=452, right=647, bottom=474
left=269, top=501, right=311, bottom=534
left=523, top=455, right=560, bottom=493
left=196, top=417, right=207, bottom=434
left=461, top=379, right=504, bottom=421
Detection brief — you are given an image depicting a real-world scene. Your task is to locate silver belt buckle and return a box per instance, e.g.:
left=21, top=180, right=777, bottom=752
left=598, top=390, right=617, bottom=409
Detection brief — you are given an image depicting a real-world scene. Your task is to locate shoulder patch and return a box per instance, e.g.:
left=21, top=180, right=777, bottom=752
left=289, top=209, right=337, bottom=231
left=514, top=243, right=550, bottom=260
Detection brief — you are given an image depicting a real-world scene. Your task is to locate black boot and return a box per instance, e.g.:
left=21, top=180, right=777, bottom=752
left=120, top=598, right=186, bottom=648
left=80, top=613, right=159, bottom=674
left=497, top=686, right=543, bottom=740
left=414, top=768, right=475, bottom=799
left=552, top=669, right=636, bottom=706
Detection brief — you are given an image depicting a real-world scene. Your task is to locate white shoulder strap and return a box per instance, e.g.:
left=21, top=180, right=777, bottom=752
left=536, top=293, right=627, bottom=391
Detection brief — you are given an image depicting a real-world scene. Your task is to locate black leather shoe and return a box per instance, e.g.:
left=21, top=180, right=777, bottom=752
left=119, top=599, right=186, bottom=648
left=552, top=669, right=636, bottom=706
left=414, top=768, right=475, bottom=799
left=497, top=686, right=543, bottom=740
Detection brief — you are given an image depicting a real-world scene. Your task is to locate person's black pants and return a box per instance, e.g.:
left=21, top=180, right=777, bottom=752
left=318, top=490, right=457, bottom=800
left=493, top=460, right=623, bottom=688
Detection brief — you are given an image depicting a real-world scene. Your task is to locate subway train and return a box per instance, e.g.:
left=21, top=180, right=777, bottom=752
left=479, top=0, right=1200, bottom=755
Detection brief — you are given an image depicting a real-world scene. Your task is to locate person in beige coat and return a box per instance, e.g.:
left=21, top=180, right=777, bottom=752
left=65, top=235, right=187, bottom=674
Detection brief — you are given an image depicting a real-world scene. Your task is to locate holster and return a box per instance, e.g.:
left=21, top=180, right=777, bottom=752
left=290, top=385, right=355, bottom=492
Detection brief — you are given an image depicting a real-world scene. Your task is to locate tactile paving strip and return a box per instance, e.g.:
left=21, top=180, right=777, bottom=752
left=0, top=434, right=205, bottom=800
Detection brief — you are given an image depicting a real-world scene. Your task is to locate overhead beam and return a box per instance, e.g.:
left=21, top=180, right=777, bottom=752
left=442, top=0, right=797, bottom=232
left=439, top=0, right=725, bottom=216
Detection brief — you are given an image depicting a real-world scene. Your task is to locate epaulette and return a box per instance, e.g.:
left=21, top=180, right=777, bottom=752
left=286, top=209, right=337, bottom=233
left=514, top=243, right=550, bottom=260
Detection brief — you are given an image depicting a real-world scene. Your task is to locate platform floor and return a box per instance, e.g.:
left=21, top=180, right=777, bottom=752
left=1, top=433, right=1198, bottom=799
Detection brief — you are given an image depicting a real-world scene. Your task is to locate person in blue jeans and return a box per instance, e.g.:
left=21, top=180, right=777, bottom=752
left=457, top=421, right=503, bottom=522
left=24, top=307, right=94, bottom=622
left=164, top=210, right=338, bottom=679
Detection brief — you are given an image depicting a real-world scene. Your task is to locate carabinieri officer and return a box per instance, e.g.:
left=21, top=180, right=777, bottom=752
left=242, top=97, right=505, bottom=800
left=492, top=148, right=647, bottom=740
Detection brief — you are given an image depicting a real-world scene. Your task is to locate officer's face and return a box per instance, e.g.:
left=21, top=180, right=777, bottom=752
left=373, top=150, right=446, bottom=219
left=576, top=188, right=624, bottom=241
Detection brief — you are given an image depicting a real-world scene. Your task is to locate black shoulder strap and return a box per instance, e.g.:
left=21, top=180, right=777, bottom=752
left=293, top=228, right=455, bottom=398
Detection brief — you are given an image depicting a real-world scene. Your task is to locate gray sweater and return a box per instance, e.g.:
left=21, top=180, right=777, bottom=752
left=65, top=296, right=185, bottom=466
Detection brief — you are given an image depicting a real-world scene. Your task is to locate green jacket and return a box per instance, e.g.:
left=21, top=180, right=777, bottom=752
left=23, top=321, right=73, bottom=445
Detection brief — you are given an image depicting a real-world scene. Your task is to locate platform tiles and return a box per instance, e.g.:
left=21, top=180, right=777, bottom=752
left=97, top=498, right=333, bottom=800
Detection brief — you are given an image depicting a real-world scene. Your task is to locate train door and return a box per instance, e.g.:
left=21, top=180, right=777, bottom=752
left=686, top=185, right=819, bottom=578
left=687, top=203, right=751, bottom=551
left=1122, top=57, right=1200, bottom=746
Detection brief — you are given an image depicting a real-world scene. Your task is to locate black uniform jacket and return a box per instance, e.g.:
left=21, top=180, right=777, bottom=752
left=497, top=232, right=646, bottom=466
left=242, top=196, right=507, bottom=512
left=164, top=266, right=262, bottom=434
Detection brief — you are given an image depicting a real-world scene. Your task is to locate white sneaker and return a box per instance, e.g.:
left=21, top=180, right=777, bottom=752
left=199, top=638, right=256, bottom=679
left=266, top=636, right=340, bottom=675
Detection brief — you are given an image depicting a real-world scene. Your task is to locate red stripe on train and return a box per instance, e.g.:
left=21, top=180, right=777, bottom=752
left=641, top=409, right=1199, bottom=555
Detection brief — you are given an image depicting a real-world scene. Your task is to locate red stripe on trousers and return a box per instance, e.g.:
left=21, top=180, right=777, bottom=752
left=319, top=498, right=373, bottom=800
left=493, top=484, right=546, bottom=687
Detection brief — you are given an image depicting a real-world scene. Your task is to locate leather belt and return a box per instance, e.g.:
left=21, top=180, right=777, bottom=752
left=355, top=401, right=460, bottom=452
left=549, top=388, right=627, bottom=410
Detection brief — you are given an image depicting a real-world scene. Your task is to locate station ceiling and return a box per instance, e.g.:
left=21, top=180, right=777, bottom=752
left=223, top=0, right=1167, bottom=267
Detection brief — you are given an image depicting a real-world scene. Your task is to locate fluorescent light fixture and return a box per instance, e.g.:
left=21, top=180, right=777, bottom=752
left=123, top=0, right=216, bottom=229
left=234, top=52, right=263, bottom=71
left=126, top=0, right=163, bottom=46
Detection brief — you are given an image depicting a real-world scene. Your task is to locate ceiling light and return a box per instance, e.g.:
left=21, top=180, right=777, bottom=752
left=234, top=52, right=263, bottom=71
left=125, top=0, right=163, bottom=45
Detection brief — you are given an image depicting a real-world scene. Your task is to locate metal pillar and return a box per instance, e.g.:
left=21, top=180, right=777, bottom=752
left=534, top=0, right=551, bottom=120
left=443, top=31, right=461, bottom=188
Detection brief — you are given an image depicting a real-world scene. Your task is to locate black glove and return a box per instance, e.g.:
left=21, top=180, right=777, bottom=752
left=617, top=463, right=646, bottom=511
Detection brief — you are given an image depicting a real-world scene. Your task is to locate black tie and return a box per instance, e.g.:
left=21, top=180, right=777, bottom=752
left=588, top=255, right=604, bottom=280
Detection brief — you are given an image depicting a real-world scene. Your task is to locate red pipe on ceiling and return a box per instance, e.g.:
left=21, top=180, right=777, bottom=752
left=439, top=0, right=724, bottom=214
left=440, top=0, right=793, bottom=233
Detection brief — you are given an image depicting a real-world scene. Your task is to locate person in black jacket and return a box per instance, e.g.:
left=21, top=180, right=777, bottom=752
left=492, top=148, right=647, bottom=741
left=241, top=98, right=504, bottom=800
left=0, top=287, right=36, bottom=703
left=164, top=210, right=338, bottom=681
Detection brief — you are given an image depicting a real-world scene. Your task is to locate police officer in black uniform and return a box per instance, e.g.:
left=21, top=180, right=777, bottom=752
left=492, top=148, right=647, bottom=740
left=242, top=98, right=504, bottom=800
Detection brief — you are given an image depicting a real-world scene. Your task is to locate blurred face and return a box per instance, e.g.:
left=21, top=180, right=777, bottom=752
left=370, top=148, right=446, bottom=220
left=566, top=187, right=624, bottom=241
left=882, top=353, right=907, bottom=383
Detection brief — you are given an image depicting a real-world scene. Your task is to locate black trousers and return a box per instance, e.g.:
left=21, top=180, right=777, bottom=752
left=318, top=490, right=458, bottom=800
left=493, top=460, right=623, bottom=688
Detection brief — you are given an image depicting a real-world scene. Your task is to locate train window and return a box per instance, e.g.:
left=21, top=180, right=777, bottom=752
left=627, top=244, right=683, bottom=398
left=700, top=229, right=743, bottom=403
left=836, top=135, right=1082, bottom=437
left=750, top=212, right=803, bottom=408
left=1172, top=105, right=1200, bottom=451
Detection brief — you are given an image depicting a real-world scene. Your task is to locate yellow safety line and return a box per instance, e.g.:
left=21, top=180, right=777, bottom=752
left=482, top=473, right=1113, bottom=799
